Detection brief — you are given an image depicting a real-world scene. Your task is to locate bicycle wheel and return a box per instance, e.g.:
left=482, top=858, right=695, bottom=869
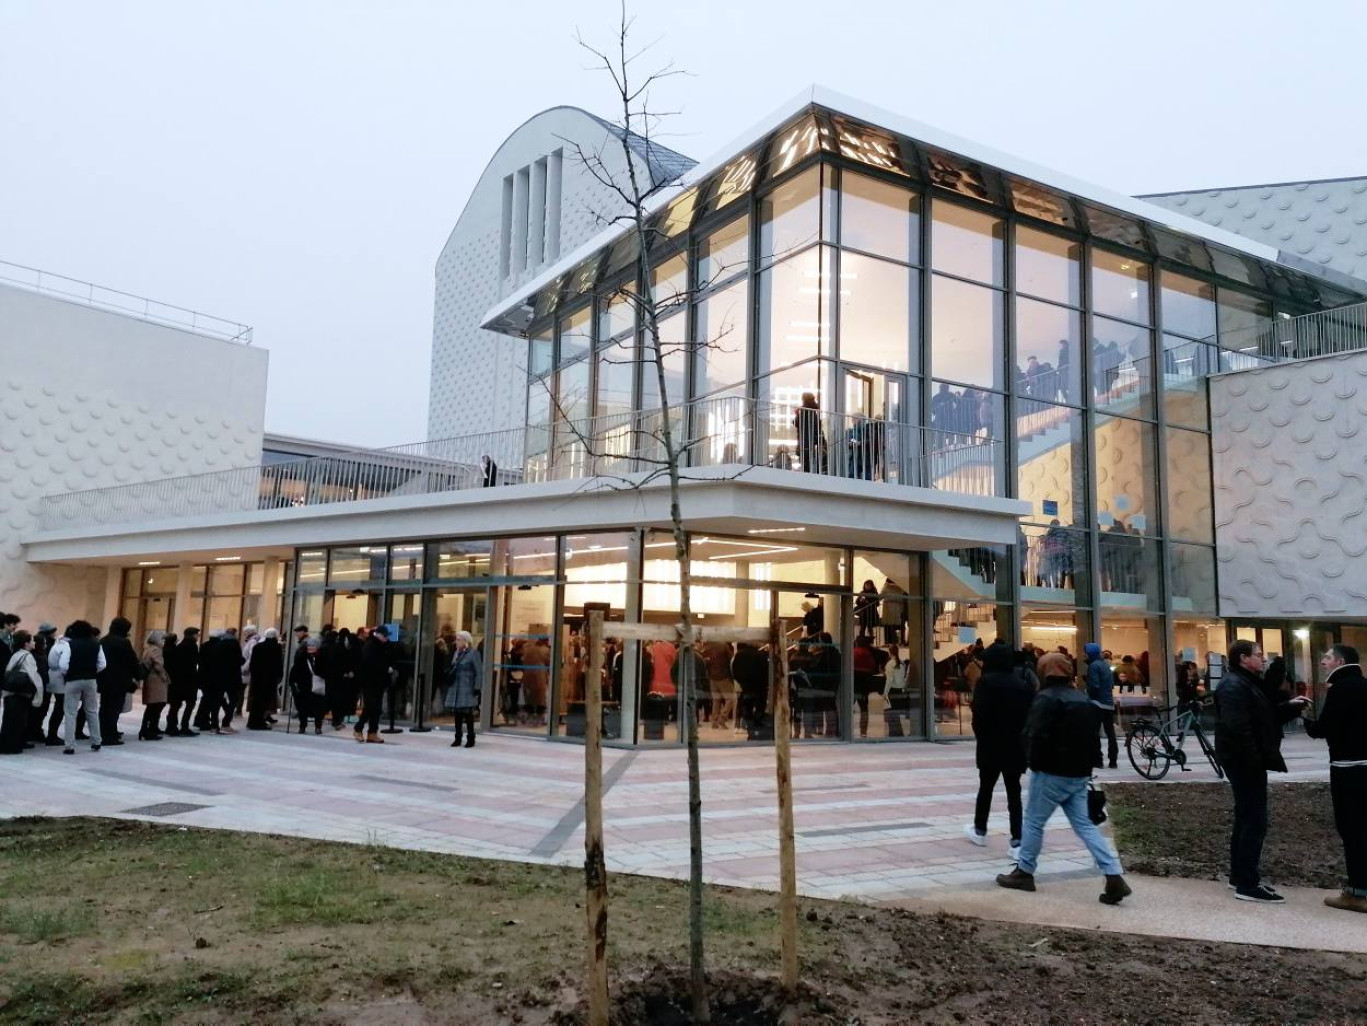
left=1126, top=723, right=1171, bottom=780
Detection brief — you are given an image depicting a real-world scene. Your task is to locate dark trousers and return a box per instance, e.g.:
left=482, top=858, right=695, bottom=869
left=46, top=694, right=82, bottom=740
left=328, top=679, right=353, bottom=729
left=140, top=703, right=166, bottom=737
left=358, top=683, right=385, bottom=734
left=169, top=682, right=197, bottom=731
left=1095, top=706, right=1118, bottom=766
left=0, top=693, right=31, bottom=753
left=974, top=764, right=1023, bottom=840
left=98, top=688, right=123, bottom=742
left=1330, top=765, right=1367, bottom=894
left=247, top=680, right=273, bottom=728
left=295, top=689, right=323, bottom=731
left=222, top=685, right=243, bottom=727
left=1226, top=765, right=1270, bottom=889
left=199, top=687, right=224, bottom=730
left=453, top=709, right=475, bottom=744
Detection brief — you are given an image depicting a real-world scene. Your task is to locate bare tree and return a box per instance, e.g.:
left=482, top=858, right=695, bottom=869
left=567, top=7, right=719, bottom=1022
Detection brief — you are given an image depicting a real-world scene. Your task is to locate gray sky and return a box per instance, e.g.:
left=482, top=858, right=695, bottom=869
left=3, top=0, right=1364, bottom=447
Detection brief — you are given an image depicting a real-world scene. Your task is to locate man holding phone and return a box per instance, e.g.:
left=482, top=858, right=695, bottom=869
left=1214, top=640, right=1310, bottom=903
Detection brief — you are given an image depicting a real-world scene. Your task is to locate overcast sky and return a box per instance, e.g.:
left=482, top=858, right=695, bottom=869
left=3, top=0, right=1364, bottom=447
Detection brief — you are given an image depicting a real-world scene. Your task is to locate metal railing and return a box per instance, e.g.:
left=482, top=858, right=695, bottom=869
left=36, top=396, right=1003, bottom=532
left=0, top=259, right=253, bottom=344
left=1214, top=299, right=1367, bottom=368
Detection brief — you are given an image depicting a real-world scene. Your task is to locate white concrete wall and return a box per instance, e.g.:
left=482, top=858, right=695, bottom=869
left=1, top=283, right=268, bottom=626
left=427, top=108, right=655, bottom=443
left=1211, top=350, right=1367, bottom=619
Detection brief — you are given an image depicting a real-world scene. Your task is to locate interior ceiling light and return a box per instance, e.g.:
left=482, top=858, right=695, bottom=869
left=214, top=556, right=241, bottom=562
left=137, top=560, right=160, bottom=567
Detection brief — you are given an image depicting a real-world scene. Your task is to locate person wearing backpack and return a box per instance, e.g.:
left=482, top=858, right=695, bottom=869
left=1, top=631, right=44, bottom=754
left=997, top=670, right=1132, bottom=904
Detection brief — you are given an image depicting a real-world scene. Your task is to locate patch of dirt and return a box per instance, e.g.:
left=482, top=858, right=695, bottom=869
left=1108, top=781, right=1345, bottom=889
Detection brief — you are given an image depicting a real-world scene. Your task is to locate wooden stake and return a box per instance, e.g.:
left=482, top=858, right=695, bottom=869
left=770, top=610, right=799, bottom=993
left=584, top=611, right=609, bottom=1026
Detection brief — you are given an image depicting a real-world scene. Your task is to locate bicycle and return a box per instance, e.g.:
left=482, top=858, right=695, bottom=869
left=1125, top=695, right=1223, bottom=781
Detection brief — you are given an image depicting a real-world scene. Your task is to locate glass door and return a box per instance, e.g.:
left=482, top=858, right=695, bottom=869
left=420, top=588, right=489, bottom=733
left=489, top=583, right=556, bottom=734
left=385, top=590, right=422, bottom=721
left=842, top=368, right=910, bottom=483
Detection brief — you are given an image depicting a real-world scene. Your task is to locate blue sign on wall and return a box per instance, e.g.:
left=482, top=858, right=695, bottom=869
left=1042, top=499, right=1059, bottom=517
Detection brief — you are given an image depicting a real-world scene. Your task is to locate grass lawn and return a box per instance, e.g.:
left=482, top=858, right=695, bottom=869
left=1, top=816, right=1364, bottom=1024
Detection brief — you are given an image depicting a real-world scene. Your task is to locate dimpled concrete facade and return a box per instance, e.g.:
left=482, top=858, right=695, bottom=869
left=1211, top=349, right=1367, bottom=618
left=0, top=283, right=267, bottom=625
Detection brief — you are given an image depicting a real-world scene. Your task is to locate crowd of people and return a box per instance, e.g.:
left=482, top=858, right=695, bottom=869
left=0, top=611, right=409, bottom=754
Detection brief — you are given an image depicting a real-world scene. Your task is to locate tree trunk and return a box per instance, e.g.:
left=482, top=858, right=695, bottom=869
left=584, top=611, right=609, bottom=1026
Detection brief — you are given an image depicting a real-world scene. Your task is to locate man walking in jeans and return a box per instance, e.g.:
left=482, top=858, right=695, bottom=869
left=997, top=671, right=1132, bottom=904
left=1215, top=640, right=1308, bottom=903
left=1306, top=643, right=1367, bottom=913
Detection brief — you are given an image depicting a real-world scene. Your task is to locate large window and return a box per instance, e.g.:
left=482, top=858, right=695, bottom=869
left=1165, top=427, right=1214, bottom=544
left=1094, top=415, right=1159, bottom=536
left=1091, top=250, right=1150, bottom=324
left=1015, top=297, right=1080, bottom=404
left=560, top=306, right=591, bottom=362
left=1092, top=316, right=1154, bottom=418
left=1016, top=400, right=1085, bottom=525
left=840, top=171, right=920, bottom=265
left=759, top=165, right=823, bottom=266
left=931, top=201, right=1003, bottom=286
left=758, top=246, right=830, bottom=373
left=931, top=275, right=1004, bottom=389
left=1015, top=226, right=1080, bottom=307
left=698, top=215, right=750, bottom=287
left=693, top=278, right=750, bottom=397
left=1161, top=273, right=1216, bottom=340
left=839, top=252, right=914, bottom=372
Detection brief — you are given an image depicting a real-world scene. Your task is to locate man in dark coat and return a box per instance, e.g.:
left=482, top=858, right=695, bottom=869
left=1214, top=639, right=1309, bottom=903
left=166, top=628, right=201, bottom=736
left=354, top=627, right=395, bottom=743
left=97, top=617, right=141, bottom=746
left=208, top=630, right=244, bottom=733
left=246, top=629, right=285, bottom=731
left=965, top=641, right=1035, bottom=858
left=1306, top=644, right=1367, bottom=913
left=194, top=632, right=221, bottom=731
left=998, top=670, right=1131, bottom=904
left=732, top=642, right=770, bottom=740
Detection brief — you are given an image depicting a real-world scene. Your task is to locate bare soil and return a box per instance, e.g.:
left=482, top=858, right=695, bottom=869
left=1107, top=781, right=1346, bottom=889
left=0, top=817, right=1364, bottom=1025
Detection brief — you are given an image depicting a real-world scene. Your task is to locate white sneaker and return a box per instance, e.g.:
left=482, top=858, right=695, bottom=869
left=963, top=824, right=987, bottom=847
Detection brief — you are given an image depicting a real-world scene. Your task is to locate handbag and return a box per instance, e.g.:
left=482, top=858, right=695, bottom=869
left=1087, top=779, right=1108, bottom=825
left=4, top=667, right=36, bottom=697
left=310, top=673, right=327, bottom=696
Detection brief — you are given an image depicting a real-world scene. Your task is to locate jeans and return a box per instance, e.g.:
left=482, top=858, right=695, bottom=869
left=1016, top=770, right=1123, bottom=877
left=1330, top=765, right=1367, bottom=895
left=1226, top=765, right=1269, bottom=889
left=63, top=679, right=102, bottom=748
left=1095, top=706, right=1118, bottom=766
left=975, top=765, right=1023, bottom=841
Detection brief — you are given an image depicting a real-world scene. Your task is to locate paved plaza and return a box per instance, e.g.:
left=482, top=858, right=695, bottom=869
left=3, top=715, right=1358, bottom=954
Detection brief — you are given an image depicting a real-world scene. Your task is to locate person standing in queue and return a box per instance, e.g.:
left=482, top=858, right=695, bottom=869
left=0, top=631, right=43, bottom=754
left=1214, top=640, right=1309, bottom=903
left=444, top=630, right=483, bottom=748
left=166, top=628, right=201, bottom=737
left=1305, top=644, right=1367, bottom=913
left=59, top=620, right=105, bottom=754
left=355, top=626, right=395, bottom=744
left=246, top=629, right=284, bottom=731
left=138, top=631, right=170, bottom=741
left=98, top=617, right=141, bottom=746
left=1084, top=643, right=1118, bottom=769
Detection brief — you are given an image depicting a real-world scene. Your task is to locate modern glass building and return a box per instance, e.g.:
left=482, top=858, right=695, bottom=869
left=21, top=88, right=1367, bottom=746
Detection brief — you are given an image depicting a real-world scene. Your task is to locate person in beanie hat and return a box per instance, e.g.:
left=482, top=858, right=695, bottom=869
left=1084, top=642, right=1117, bottom=769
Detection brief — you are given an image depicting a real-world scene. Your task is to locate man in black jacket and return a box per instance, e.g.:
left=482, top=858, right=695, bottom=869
left=166, top=628, right=201, bottom=736
left=246, top=629, right=285, bottom=731
left=354, top=627, right=395, bottom=743
left=97, top=618, right=141, bottom=746
left=965, top=641, right=1035, bottom=858
left=1214, top=639, right=1309, bottom=903
left=1307, top=644, right=1367, bottom=913
left=997, top=673, right=1131, bottom=904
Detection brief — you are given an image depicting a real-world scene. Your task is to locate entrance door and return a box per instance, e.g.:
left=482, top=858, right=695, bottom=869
left=385, top=591, right=422, bottom=721
left=419, top=589, right=489, bottom=731
left=842, top=369, right=910, bottom=483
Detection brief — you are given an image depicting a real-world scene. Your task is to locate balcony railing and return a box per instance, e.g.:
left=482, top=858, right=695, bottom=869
left=0, top=259, right=253, bottom=344
left=36, top=396, right=1003, bottom=532
left=1215, top=299, right=1367, bottom=368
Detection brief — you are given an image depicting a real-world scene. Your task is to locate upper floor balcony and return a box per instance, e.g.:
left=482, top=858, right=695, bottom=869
left=24, top=395, right=1031, bottom=575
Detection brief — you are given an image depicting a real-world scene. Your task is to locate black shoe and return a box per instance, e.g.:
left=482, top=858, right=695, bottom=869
left=91, top=744, right=101, bottom=752
left=1099, top=875, right=1132, bottom=905
left=181, top=729, right=200, bottom=738
left=464, top=738, right=475, bottom=748
left=23, top=742, right=35, bottom=749
left=165, top=726, right=181, bottom=737
left=1108, top=761, right=1118, bottom=769
left=44, top=737, right=64, bottom=747
left=996, top=868, right=1036, bottom=892
left=104, top=739, right=124, bottom=747
left=1235, top=884, right=1285, bottom=903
